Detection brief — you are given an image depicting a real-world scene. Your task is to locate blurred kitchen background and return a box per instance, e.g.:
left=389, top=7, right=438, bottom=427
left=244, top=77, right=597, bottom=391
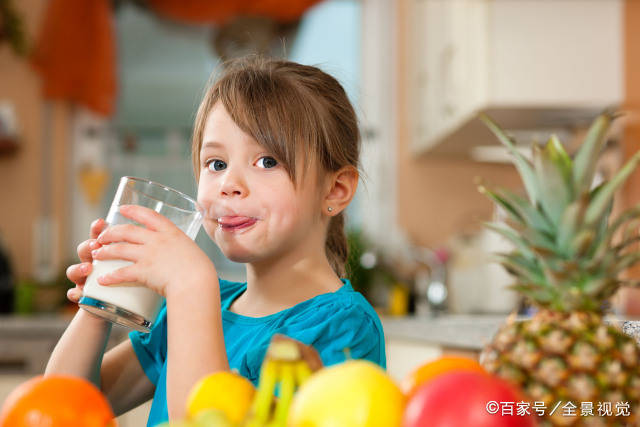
left=2, top=0, right=640, bottom=422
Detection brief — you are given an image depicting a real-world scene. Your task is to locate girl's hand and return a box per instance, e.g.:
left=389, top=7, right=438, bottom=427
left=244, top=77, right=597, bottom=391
left=92, top=205, right=213, bottom=297
left=66, top=218, right=108, bottom=303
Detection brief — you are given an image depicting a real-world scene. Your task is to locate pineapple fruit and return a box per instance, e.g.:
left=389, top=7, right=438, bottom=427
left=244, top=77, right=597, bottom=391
left=478, top=112, right=640, bottom=427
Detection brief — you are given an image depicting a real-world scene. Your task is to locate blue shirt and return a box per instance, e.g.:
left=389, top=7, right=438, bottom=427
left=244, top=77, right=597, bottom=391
left=129, top=277, right=386, bottom=427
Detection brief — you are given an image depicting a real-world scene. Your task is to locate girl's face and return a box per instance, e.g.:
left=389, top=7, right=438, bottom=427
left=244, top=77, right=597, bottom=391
left=197, top=102, right=325, bottom=263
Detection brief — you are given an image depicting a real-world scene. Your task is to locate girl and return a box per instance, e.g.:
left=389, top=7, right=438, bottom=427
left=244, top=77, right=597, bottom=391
left=46, top=56, right=386, bottom=426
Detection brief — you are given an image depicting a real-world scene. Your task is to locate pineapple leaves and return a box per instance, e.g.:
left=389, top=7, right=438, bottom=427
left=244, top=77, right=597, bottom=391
left=493, top=252, right=544, bottom=284
left=557, top=198, right=588, bottom=254
left=479, top=185, right=554, bottom=236
left=614, top=235, right=640, bottom=254
left=533, top=139, right=572, bottom=226
left=612, top=253, right=640, bottom=275
left=584, top=151, right=640, bottom=226
left=483, top=222, right=536, bottom=260
left=572, top=112, right=614, bottom=196
left=478, top=185, right=525, bottom=224
left=569, top=229, right=595, bottom=257
left=508, top=283, right=555, bottom=303
left=607, top=204, right=640, bottom=241
left=547, top=134, right=573, bottom=183
left=477, top=112, right=640, bottom=311
left=479, top=114, right=540, bottom=205
left=589, top=204, right=640, bottom=262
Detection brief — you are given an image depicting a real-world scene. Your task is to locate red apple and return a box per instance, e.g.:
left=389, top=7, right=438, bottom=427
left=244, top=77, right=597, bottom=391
left=402, top=371, right=537, bottom=427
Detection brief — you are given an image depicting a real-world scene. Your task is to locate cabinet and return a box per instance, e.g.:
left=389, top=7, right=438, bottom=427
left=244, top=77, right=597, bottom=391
left=409, top=0, right=623, bottom=156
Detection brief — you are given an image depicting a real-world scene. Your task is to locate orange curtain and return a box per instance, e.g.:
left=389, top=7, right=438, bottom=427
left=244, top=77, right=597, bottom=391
left=148, top=0, right=322, bottom=24
left=30, top=0, right=323, bottom=117
left=30, top=0, right=116, bottom=116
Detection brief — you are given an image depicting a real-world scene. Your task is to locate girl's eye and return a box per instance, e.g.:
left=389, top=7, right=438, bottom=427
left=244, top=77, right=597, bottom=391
left=257, top=156, right=278, bottom=169
left=206, top=159, right=227, bottom=172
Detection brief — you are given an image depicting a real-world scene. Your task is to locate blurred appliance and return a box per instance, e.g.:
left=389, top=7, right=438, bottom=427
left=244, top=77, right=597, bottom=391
left=0, top=236, right=15, bottom=313
left=409, top=0, right=622, bottom=158
left=412, top=246, right=449, bottom=316
left=446, top=206, right=518, bottom=314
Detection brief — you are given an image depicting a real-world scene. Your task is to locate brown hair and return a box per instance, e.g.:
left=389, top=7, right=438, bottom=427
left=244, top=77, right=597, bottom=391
left=191, top=56, right=362, bottom=278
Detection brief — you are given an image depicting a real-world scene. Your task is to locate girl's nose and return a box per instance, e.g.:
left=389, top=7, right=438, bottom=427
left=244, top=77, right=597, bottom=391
left=219, top=170, right=248, bottom=198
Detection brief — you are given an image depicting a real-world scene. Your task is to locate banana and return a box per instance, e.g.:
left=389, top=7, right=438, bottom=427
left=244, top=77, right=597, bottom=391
left=294, top=360, right=312, bottom=385
left=249, top=358, right=278, bottom=425
left=272, top=363, right=296, bottom=427
left=268, top=338, right=301, bottom=361
left=244, top=337, right=317, bottom=427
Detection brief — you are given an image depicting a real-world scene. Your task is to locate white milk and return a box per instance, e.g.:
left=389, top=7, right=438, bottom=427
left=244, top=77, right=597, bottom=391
left=82, top=259, right=164, bottom=323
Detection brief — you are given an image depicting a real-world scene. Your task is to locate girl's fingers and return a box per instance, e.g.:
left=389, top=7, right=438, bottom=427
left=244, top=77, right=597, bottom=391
left=90, top=218, right=107, bottom=239
left=97, top=264, right=138, bottom=287
left=97, top=223, right=150, bottom=246
left=92, top=242, right=140, bottom=263
left=66, top=286, right=83, bottom=303
left=66, top=262, right=92, bottom=286
left=118, top=205, right=174, bottom=232
left=77, top=219, right=107, bottom=263
left=77, top=239, right=101, bottom=264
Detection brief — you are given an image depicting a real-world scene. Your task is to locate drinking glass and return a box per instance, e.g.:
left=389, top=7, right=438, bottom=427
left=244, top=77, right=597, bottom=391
left=79, top=176, right=202, bottom=332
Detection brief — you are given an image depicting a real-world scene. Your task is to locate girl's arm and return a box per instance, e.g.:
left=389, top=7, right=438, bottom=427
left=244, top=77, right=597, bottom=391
left=46, top=218, right=112, bottom=384
left=165, top=267, right=229, bottom=420
left=45, top=309, right=112, bottom=385
left=45, top=311, right=155, bottom=415
left=93, top=206, right=230, bottom=419
left=46, top=218, right=155, bottom=415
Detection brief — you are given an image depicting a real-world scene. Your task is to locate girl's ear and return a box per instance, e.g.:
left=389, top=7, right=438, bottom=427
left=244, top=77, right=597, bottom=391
left=323, top=166, right=359, bottom=215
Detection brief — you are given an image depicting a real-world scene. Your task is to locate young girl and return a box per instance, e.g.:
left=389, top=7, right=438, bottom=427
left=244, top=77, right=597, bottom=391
left=46, top=56, right=386, bottom=426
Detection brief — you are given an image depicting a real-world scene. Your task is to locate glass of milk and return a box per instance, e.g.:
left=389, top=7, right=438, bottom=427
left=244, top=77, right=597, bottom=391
left=79, top=176, right=203, bottom=332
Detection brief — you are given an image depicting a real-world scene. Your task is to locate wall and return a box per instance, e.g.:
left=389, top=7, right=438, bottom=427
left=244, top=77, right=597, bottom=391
left=394, top=0, right=520, bottom=249
left=0, top=0, right=70, bottom=279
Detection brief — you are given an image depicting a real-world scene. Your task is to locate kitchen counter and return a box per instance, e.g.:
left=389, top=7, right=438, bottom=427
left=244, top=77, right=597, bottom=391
left=381, top=314, right=509, bottom=351
left=4, top=313, right=640, bottom=353
left=0, top=313, right=130, bottom=374
left=381, top=314, right=640, bottom=351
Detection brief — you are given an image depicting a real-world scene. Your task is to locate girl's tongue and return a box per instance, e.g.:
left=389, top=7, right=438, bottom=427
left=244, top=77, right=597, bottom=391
left=219, top=216, right=254, bottom=226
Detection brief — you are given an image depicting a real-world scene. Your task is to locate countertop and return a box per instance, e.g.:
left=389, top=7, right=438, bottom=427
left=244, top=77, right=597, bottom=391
left=2, top=313, right=640, bottom=353
left=381, top=314, right=509, bottom=350
left=0, top=313, right=130, bottom=338
left=381, top=314, right=640, bottom=350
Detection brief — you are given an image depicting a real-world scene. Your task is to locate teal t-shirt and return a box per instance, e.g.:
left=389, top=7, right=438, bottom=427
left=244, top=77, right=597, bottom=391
left=129, top=277, right=386, bottom=427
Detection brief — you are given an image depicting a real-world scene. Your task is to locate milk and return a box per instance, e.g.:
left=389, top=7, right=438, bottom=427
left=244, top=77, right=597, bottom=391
left=82, top=259, right=164, bottom=325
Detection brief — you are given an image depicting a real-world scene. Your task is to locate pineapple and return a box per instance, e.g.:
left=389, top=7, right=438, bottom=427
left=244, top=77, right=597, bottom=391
left=478, top=112, right=640, bottom=427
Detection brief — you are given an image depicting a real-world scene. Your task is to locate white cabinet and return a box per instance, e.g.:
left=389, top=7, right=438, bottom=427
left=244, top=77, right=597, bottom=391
left=409, top=0, right=623, bottom=156
left=411, top=0, right=487, bottom=154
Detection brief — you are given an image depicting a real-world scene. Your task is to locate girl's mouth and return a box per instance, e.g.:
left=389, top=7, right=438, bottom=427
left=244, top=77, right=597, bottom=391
left=218, top=218, right=258, bottom=233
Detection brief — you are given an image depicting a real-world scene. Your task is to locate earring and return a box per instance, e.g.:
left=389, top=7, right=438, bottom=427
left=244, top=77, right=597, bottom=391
left=327, top=207, right=333, bottom=212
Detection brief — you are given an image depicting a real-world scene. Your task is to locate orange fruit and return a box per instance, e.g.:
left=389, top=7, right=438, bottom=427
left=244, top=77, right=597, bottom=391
left=0, top=375, right=116, bottom=426
left=401, top=355, right=487, bottom=397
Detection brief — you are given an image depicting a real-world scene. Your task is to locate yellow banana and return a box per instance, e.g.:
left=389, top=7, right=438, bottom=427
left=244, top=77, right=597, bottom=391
left=244, top=337, right=317, bottom=427
left=268, top=339, right=301, bottom=361
left=249, top=358, right=278, bottom=425
left=294, top=360, right=312, bottom=385
left=272, top=363, right=296, bottom=427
